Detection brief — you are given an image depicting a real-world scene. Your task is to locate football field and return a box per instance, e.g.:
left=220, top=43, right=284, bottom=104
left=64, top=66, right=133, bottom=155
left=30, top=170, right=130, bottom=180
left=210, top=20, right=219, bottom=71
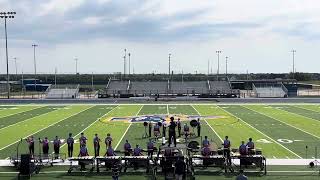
left=1, top=104, right=320, bottom=160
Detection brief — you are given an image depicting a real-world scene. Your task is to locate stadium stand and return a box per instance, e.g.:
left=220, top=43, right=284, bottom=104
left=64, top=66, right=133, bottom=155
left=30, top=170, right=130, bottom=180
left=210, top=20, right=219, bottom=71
left=253, top=83, right=288, bottom=98
left=130, top=81, right=168, bottom=95
left=209, top=81, right=232, bottom=94
left=106, top=80, right=129, bottom=95
left=46, top=85, right=79, bottom=99
left=170, top=81, right=208, bottom=95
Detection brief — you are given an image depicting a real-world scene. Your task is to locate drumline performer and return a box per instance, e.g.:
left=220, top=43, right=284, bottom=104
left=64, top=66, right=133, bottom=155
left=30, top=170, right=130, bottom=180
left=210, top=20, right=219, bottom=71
left=177, top=118, right=182, bottom=137
left=26, top=136, right=35, bottom=158
left=93, top=133, right=101, bottom=157
left=223, top=136, right=231, bottom=165
left=53, top=136, right=61, bottom=159
left=67, top=133, right=74, bottom=157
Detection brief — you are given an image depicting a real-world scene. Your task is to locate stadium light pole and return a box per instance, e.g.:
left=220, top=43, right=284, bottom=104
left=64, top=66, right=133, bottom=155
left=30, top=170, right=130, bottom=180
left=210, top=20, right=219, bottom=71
left=291, top=49, right=296, bottom=79
left=1, top=11, right=16, bottom=99
left=168, top=53, right=171, bottom=78
left=128, top=52, right=131, bottom=75
left=225, top=56, right=228, bottom=79
left=91, top=72, right=94, bottom=92
left=13, top=57, right=18, bottom=79
left=74, top=58, right=78, bottom=75
left=32, top=44, right=38, bottom=91
left=54, top=67, right=57, bottom=86
left=216, top=50, right=222, bottom=81
left=124, top=49, right=127, bottom=78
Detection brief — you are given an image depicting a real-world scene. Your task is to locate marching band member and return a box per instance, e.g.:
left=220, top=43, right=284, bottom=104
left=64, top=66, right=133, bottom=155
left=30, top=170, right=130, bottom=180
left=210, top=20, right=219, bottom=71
left=133, top=144, right=143, bottom=156
left=246, top=138, right=255, bottom=152
left=105, top=133, right=113, bottom=148
left=202, top=146, right=211, bottom=156
left=53, top=136, right=61, bottom=159
left=183, top=123, right=190, bottom=139
left=197, top=118, right=201, bottom=137
left=67, top=133, right=74, bottom=157
left=168, top=117, right=177, bottom=147
left=26, top=136, right=34, bottom=158
left=78, top=144, right=89, bottom=171
left=202, top=136, right=210, bottom=147
left=162, top=119, right=167, bottom=137
left=177, top=118, right=182, bottom=137
left=239, top=141, right=248, bottom=156
left=93, top=133, right=101, bottom=157
left=222, top=136, right=231, bottom=165
left=147, top=139, right=154, bottom=157
left=154, top=123, right=161, bottom=138
left=124, top=140, right=132, bottom=156
left=105, top=145, right=116, bottom=157
left=79, top=132, right=87, bottom=147
left=41, top=137, right=49, bottom=156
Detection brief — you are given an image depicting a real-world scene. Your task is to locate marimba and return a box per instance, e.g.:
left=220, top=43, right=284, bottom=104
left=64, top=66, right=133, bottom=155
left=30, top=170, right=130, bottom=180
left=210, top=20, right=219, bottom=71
left=231, top=155, right=266, bottom=174
left=190, top=155, right=225, bottom=168
left=96, top=156, right=121, bottom=173
left=122, top=156, right=150, bottom=172
left=68, top=156, right=95, bottom=173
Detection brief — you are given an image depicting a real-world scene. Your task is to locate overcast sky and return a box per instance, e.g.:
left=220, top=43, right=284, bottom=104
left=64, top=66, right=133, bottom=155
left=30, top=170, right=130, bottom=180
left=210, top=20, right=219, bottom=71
left=0, top=0, right=319, bottom=74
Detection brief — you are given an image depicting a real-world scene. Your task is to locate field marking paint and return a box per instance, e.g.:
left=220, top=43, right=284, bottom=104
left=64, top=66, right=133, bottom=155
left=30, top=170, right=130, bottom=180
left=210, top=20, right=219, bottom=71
left=0, top=106, right=54, bottom=132
left=166, top=105, right=169, bottom=115
left=246, top=105, right=320, bottom=140
left=0, top=106, right=44, bottom=120
left=59, top=105, right=119, bottom=150
left=219, top=105, right=302, bottom=159
left=191, top=105, right=223, bottom=142
left=115, top=105, right=144, bottom=150
left=276, top=105, right=320, bottom=124
left=293, top=105, right=320, bottom=114
left=0, top=106, right=93, bottom=151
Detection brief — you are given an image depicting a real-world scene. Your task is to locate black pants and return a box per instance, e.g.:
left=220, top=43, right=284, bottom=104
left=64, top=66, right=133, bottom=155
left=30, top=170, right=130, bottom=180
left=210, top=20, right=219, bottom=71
left=223, top=149, right=231, bottom=165
left=148, top=150, right=154, bottom=157
left=149, top=127, right=152, bottom=137
left=54, top=145, right=60, bottom=159
left=124, top=151, right=131, bottom=156
left=94, top=145, right=100, bottom=157
left=43, top=146, right=49, bottom=155
left=197, top=127, right=201, bottom=137
left=178, top=127, right=181, bottom=137
left=28, top=144, right=34, bottom=156
left=163, top=127, right=166, bottom=137
left=168, top=132, right=176, bottom=147
left=68, top=144, right=73, bottom=157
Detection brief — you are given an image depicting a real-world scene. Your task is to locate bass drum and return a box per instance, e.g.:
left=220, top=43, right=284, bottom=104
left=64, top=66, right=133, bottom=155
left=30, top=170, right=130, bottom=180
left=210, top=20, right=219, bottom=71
left=190, top=120, right=198, bottom=127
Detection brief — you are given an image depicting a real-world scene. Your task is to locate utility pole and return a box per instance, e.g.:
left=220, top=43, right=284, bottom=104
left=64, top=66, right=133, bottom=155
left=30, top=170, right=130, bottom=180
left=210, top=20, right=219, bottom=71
left=124, top=49, right=127, bottom=78
left=91, top=72, right=94, bottom=92
left=1, top=11, right=16, bottom=98
left=32, top=44, right=38, bottom=91
left=291, top=49, right=296, bottom=79
left=216, top=50, right=222, bottom=81
left=168, top=53, right=171, bottom=78
left=207, top=59, right=210, bottom=75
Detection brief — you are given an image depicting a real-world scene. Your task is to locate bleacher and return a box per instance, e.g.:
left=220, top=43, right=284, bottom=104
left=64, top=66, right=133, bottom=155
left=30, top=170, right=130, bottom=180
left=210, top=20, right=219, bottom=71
left=253, top=83, right=288, bottom=98
left=170, top=81, right=208, bottom=94
left=106, top=80, right=129, bottom=95
left=130, top=81, right=168, bottom=95
left=102, top=80, right=238, bottom=98
left=46, top=85, right=79, bottom=99
left=209, top=81, right=232, bottom=94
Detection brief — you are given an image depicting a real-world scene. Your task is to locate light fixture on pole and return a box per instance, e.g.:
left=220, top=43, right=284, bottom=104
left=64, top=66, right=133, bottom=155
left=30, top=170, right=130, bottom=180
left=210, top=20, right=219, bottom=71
left=1, top=11, right=16, bottom=98
left=32, top=44, right=38, bottom=91
left=128, top=53, right=131, bottom=75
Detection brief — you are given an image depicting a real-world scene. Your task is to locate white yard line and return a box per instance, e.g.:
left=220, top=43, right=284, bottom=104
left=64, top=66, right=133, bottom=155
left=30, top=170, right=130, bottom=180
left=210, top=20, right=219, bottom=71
left=0, top=106, right=52, bottom=132
left=293, top=105, right=320, bottom=114
left=0, top=106, right=93, bottom=151
left=219, top=106, right=302, bottom=159
left=59, top=105, right=119, bottom=150
left=167, top=104, right=169, bottom=115
left=191, top=105, right=223, bottom=142
left=115, top=105, right=144, bottom=150
left=246, top=106, right=320, bottom=140
left=0, top=106, right=44, bottom=119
